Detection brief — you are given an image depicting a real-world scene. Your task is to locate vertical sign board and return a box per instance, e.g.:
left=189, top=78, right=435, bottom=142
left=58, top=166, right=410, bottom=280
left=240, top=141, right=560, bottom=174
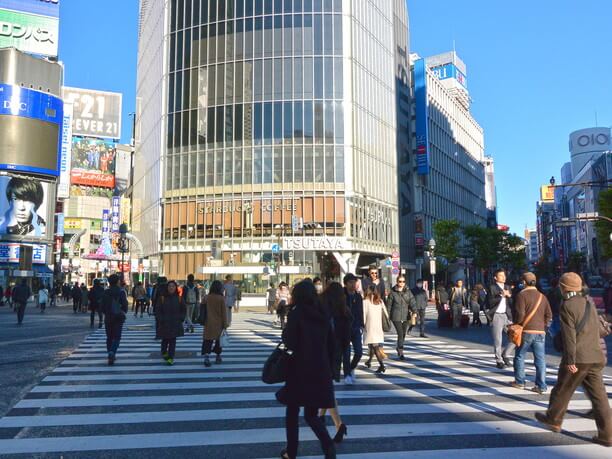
left=414, top=59, right=430, bottom=175
left=111, top=196, right=121, bottom=234
left=57, top=103, right=73, bottom=198
left=102, top=210, right=110, bottom=239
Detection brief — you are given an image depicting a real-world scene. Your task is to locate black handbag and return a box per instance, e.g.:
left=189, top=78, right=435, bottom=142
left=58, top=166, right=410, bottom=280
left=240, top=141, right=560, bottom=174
left=198, top=302, right=207, bottom=325
left=382, top=308, right=391, bottom=332
left=262, top=342, right=293, bottom=384
left=553, top=299, right=591, bottom=352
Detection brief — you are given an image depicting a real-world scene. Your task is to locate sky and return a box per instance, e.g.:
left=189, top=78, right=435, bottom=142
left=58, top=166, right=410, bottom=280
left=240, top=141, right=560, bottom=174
left=58, top=0, right=612, bottom=235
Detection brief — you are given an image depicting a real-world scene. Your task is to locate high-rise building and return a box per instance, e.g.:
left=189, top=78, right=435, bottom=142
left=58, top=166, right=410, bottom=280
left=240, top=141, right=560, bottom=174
left=134, top=1, right=410, bottom=286
left=407, top=50, right=488, bottom=276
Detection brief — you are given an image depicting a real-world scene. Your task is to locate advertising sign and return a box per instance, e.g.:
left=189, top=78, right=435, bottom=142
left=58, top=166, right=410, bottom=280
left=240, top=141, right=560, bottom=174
left=71, top=137, right=116, bottom=188
left=414, top=59, right=430, bottom=175
left=0, top=83, right=63, bottom=176
left=57, top=103, right=73, bottom=198
left=540, top=185, right=554, bottom=203
left=114, top=146, right=132, bottom=194
left=0, top=176, right=51, bottom=239
left=62, top=87, right=122, bottom=139
left=0, top=8, right=58, bottom=57
left=430, top=63, right=468, bottom=88
left=0, top=1, right=60, bottom=18
left=111, top=196, right=120, bottom=233
left=0, top=242, right=46, bottom=264
left=70, top=185, right=114, bottom=198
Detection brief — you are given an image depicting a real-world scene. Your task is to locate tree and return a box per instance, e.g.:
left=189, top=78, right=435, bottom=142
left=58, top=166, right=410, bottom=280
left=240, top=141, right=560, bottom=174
left=595, top=188, right=612, bottom=261
left=500, top=232, right=527, bottom=274
left=432, top=219, right=461, bottom=263
left=463, top=225, right=502, bottom=273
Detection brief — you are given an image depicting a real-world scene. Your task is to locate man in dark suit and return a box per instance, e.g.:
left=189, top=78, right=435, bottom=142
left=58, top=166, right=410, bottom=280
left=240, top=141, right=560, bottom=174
left=487, top=269, right=515, bottom=369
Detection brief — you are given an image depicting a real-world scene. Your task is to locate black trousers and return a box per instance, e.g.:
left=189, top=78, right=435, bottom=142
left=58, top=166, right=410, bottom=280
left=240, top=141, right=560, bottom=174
left=202, top=339, right=222, bottom=355
left=16, top=302, right=26, bottom=324
left=90, top=310, right=103, bottom=327
left=285, top=405, right=333, bottom=458
left=134, top=299, right=147, bottom=316
left=393, top=320, right=409, bottom=351
left=73, top=299, right=81, bottom=313
left=105, top=317, right=124, bottom=354
left=161, top=338, right=177, bottom=358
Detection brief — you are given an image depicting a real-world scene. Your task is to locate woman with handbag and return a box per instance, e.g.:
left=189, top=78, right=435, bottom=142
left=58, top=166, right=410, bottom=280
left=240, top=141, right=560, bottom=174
left=157, top=281, right=186, bottom=366
left=202, top=280, right=228, bottom=367
left=363, top=285, right=389, bottom=374
left=319, top=282, right=351, bottom=443
left=276, top=281, right=336, bottom=459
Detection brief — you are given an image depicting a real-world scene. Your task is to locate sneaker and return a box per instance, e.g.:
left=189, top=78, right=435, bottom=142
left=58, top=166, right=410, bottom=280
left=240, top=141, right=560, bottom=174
left=496, top=362, right=505, bottom=369
left=529, top=386, right=548, bottom=395
left=503, top=357, right=513, bottom=367
left=509, top=382, right=525, bottom=390
left=204, top=357, right=211, bottom=367
left=162, top=353, right=169, bottom=360
left=166, top=358, right=174, bottom=366
left=215, top=355, right=222, bottom=364
left=344, top=375, right=353, bottom=385
left=108, top=352, right=115, bottom=366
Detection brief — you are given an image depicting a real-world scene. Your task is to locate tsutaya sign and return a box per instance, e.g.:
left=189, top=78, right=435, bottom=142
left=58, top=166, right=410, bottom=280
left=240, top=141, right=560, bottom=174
left=282, top=237, right=350, bottom=251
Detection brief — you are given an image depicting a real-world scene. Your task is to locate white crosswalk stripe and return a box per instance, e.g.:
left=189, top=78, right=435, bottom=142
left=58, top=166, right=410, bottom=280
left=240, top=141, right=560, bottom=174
left=0, top=311, right=609, bottom=458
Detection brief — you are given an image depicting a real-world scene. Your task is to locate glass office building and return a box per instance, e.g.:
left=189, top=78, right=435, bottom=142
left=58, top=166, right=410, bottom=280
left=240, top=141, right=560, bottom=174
left=134, top=0, right=409, bottom=285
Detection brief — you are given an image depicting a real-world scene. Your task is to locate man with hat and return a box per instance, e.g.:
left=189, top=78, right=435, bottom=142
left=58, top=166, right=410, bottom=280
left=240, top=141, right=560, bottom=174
left=343, top=273, right=364, bottom=384
left=535, top=272, right=612, bottom=447
left=511, top=272, right=553, bottom=394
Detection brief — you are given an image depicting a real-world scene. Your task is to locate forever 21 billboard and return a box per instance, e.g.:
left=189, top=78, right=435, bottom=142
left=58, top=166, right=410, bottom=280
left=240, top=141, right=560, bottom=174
left=0, top=83, right=63, bottom=177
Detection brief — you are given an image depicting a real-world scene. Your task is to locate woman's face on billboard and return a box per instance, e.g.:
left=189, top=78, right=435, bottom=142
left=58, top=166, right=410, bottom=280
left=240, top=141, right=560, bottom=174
left=8, top=193, right=35, bottom=224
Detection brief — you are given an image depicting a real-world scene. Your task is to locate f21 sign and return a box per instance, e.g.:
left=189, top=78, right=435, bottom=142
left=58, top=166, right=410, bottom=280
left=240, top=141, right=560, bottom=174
left=62, top=86, right=122, bottom=140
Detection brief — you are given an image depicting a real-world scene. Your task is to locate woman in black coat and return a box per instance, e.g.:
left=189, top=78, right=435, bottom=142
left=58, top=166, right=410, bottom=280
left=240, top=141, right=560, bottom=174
left=276, top=281, right=336, bottom=459
left=157, top=281, right=186, bottom=365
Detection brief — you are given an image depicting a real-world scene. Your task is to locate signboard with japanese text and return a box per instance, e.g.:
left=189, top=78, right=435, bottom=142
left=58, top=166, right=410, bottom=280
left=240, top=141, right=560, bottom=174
left=111, top=196, right=120, bottom=233
left=0, top=242, right=46, bottom=264
left=414, top=59, right=430, bottom=175
left=62, top=87, right=122, bottom=139
left=57, top=103, right=73, bottom=198
left=0, top=8, right=58, bottom=57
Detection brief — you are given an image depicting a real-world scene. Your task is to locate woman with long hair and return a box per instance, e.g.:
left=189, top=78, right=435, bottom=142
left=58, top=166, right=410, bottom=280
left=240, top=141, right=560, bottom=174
left=202, top=280, right=228, bottom=367
left=276, top=281, right=336, bottom=459
left=319, top=282, right=351, bottom=443
left=363, top=285, right=388, bottom=374
left=157, top=281, right=186, bottom=365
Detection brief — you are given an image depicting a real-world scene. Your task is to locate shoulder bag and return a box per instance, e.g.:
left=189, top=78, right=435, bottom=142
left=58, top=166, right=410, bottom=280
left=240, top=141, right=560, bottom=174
left=262, top=342, right=293, bottom=384
left=381, top=303, right=391, bottom=332
left=507, top=294, right=543, bottom=347
left=553, top=299, right=591, bottom=352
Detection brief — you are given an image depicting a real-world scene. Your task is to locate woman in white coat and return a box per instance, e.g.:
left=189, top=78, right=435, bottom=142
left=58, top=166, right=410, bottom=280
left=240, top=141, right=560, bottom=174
left=363, top=285, right=388, bottom=373
left=38, top=286, right=49, bottom=313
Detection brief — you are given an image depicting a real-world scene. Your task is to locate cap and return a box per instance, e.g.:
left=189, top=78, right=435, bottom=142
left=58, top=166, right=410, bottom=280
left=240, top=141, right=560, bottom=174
left=343, top=273, right=358, bottom=284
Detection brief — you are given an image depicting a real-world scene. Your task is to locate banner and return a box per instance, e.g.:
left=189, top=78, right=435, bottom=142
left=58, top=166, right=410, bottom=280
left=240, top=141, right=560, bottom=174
left=62, top=87, right=122, bottom=139
left=70, top=170, right=115, bottom=188
left=414, top=59, right=430, bottom=175
left=57, top=103, right=73, bottom=198
left=0, top=8, right=58, bottom=57
left=111, top=196, right=120, bottom=233
left=70, top=185, right=114, bottom=198
left=0, top=176, right=51, bottom=240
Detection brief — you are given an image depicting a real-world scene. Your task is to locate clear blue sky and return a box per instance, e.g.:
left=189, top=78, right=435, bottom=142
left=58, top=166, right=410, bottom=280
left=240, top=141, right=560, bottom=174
left=59, top=0, right=612, bottom=235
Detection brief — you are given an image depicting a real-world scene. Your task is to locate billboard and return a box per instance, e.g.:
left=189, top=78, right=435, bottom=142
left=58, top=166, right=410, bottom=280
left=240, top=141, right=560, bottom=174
left=114, top=145, right=132, bottom=194
left=414, top=59, right=430, bottom=175
left=0, top=83, right=63, bottom=176
left=70, top=185, right=114, bottom=198
left=71, top=137, right=116, bottom=188
left=0, top=8, right=58, bottom=57
left=0, top=176, right=51, bottom=239
left=62, top=87, right=122, bottom=139
left=0, top=1, right=60, bottom=18
left=57, top=103, right=73, bottom=198
left=540, top=185, right=554, bottom=202
left=0, top=242, right=47, bottom=264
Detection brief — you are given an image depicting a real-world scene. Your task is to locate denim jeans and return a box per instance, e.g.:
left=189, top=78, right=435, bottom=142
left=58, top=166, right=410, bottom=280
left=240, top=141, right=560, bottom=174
left=346, top=327, right=363, bottom=370
left=514, top=332, right=547, bottom=390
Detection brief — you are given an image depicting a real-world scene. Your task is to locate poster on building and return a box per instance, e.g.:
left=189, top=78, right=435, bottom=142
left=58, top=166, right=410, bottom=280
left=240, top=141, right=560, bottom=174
left=0, top=176, right=51, bottom=239
left=114, top=145, right=132, bottom=194
left=57, top=103, right=73, bottom=198
left=70, top=137, right=116, bottom=188
left=0, top=8, right=59, bottom=57
left=62, top=87, right=122, bottom=140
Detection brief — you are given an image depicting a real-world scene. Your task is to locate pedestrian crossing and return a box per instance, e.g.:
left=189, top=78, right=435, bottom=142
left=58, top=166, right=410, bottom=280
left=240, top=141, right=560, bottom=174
left=0, top=311, right=610, bottom=458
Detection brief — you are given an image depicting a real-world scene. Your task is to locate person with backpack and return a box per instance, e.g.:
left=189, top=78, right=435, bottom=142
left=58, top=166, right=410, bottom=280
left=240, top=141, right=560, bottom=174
left=89, top=279, right=105, bottom=328
left=102, top=274, right=129, bottom=365
left=182, top=274, right=199, bottom=333
left=158, top=280, right=186, bottom=365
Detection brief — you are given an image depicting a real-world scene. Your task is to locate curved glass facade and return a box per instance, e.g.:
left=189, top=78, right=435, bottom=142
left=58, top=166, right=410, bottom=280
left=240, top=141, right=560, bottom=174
left=135, top=0, right=407, bottom=281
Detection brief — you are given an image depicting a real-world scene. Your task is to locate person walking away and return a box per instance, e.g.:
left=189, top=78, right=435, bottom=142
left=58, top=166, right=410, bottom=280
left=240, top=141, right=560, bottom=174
left=547, top=279, right=563, bottom=336
left=202, top=280, right=228, bottom=367
left=5, top=285, right=12, bottom=310
left=387, top=276, right=416, bottom=360
left=363, top=285, right=389, bottom=373
left=276, top=281, right=336, bottom=459
left=71, top=282, right=82, bottom=313
left=361, top=266, right=386, bottom=302
left=181, top=274, right=199, bottom=333
left=410, top=279, right=429, bottom=337
left=535, top=272, right=612, bottom=447
left=223, top=275, right=237, bottom=326
left=319, top=282, right=350, bottom=443
left=343, top=273, right=364, bottom=383
left=89, top=279, right=105, bottom=328
left=487, top=269, right=516, bottom=369
left=435, top=284, right=451, bottom=327
left=511, top=272, right=552, bottom=394
left=266, top=282, right=277, bottom=314
left=80, top=283, right=89, bottom=313
left=276, top=282, right=291, bottom=329
left=49, top=284, right=57, bottom=307
left=470, top=285, right=483, bottom=326
left=132, top=282, right=147, bottom=318
left=102, top=274, right=128, bottom=365
left=145, top=282, right=154, bottom=315
left=152, top=277, right=168, bottom=339
left=13, top=280, right=31, bottom=325
left=450, top=279, right=468, bottom=329
left=157, top=281, right=186, bottom=365
left=38, top=286, right=48, bottom=313
left=477, top=283, right=489, bottom=325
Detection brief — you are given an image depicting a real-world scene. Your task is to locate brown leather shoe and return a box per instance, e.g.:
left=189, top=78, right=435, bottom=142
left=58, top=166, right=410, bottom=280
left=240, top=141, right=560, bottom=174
left=592, top=436, right=612, bottom=447
left=535, top=412, right=561, bottom=433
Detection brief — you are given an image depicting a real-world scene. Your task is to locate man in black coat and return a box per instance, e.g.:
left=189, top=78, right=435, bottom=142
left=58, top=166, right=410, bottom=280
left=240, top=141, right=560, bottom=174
left=89, top=279, right=105, bottom=329
left=102, top=274, right=129, bottom=365
left=411, top=279, right=429, bottom=337
left=344, top=273, right=364, bottom=383
left=71, top=282, right=82, bottom=313
left=487, top=269, right=515, bottom=369
left=13, top=279, right=31, bottom=325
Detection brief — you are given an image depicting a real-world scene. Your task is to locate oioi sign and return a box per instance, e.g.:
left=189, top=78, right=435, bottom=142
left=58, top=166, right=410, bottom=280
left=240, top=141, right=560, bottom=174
left=0, top=8, right=58, bottom=57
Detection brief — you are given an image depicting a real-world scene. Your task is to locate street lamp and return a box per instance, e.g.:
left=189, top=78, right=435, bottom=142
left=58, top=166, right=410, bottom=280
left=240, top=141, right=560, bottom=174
left=428, top=238, right=436, bottom=298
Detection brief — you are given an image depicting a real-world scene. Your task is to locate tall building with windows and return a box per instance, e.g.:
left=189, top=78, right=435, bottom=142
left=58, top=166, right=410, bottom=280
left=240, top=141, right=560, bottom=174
left=133, top=1, right=409, bottom=286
